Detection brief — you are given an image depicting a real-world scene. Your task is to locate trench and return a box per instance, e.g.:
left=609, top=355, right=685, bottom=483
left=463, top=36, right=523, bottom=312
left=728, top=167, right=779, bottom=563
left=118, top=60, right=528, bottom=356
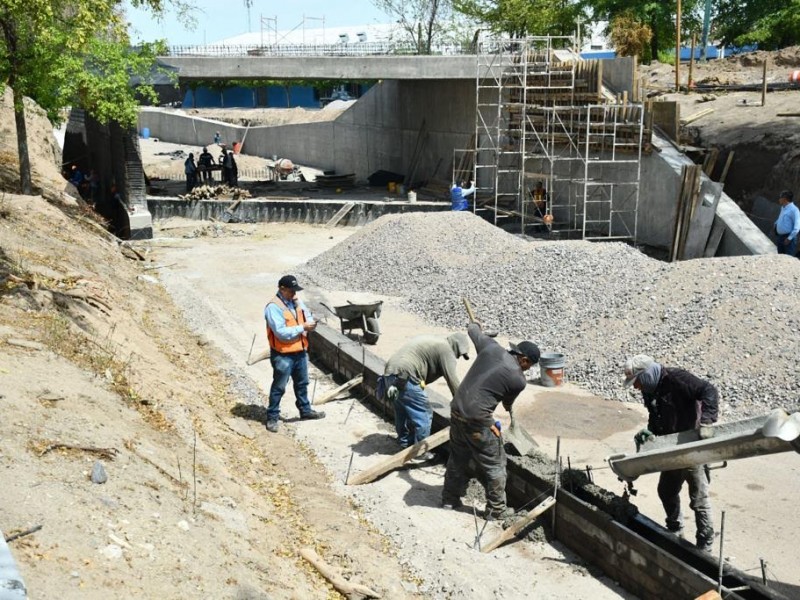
left=307, top=323, right=790, bottom=600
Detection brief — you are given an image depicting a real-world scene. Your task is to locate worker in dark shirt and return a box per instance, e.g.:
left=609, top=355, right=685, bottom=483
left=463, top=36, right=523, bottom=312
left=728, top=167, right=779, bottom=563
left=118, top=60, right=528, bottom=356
left=624, top=354, right=719, bottom=552
left=441, top=322, right=540, bottom=521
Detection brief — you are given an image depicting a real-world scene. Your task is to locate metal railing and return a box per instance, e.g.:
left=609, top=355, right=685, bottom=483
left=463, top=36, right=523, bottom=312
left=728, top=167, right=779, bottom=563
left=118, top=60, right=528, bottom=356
left=164, top=41, right=482, bottom=58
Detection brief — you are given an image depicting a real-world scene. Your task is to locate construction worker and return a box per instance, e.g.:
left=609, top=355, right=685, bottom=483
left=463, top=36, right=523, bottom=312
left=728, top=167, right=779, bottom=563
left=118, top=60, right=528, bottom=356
left=381, top=332, right=471, bottom=461
left=529, top=180, right=548, bottom=218
left=623, top=354, right=719, bottom=552
left=197, top=147, right=215, bottom=184
left=264, top=275, right=325, bottom=433
left=441, top=321, right=540, bottom=521
left=773, top=190, right=799, bottom=256
left=450, top=180, right=475, bottom=211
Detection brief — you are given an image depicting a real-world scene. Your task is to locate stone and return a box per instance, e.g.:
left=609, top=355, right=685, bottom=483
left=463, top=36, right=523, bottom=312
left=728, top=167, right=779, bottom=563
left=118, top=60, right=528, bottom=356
left=91, top=461, right=108, bottom=484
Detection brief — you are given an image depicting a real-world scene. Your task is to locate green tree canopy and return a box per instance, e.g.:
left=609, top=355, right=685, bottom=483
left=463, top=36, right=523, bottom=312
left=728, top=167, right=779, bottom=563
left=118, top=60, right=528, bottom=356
left=0, top=0, right=189, bottom=193
left=714, top=0, right=800, bottom=49
left=454, top=0, right=583, bottom=38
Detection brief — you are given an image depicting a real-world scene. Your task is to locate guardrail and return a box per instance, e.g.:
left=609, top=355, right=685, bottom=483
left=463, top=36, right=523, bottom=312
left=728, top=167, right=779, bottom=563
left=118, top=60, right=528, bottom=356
left=164, top=42, right=477, bottom=58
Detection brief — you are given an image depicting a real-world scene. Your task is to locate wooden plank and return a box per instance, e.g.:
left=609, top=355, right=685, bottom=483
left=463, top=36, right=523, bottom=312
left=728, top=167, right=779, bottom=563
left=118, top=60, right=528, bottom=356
left=702, top=148, right=720, bottom=177
left=314, top=375, right=363, bottom=405
left=481, top=496, right=556, bottom=552
left=325, top=202, right=355, bottom=227
left=703, top=216, right=726, bottom=258
left=299, top=548, right=380, bottom=598
left=719, top=151, right=735, bottom=184
left=347, top=427, right=451, bottom=485
left=681, top=108, right=715, bottom=125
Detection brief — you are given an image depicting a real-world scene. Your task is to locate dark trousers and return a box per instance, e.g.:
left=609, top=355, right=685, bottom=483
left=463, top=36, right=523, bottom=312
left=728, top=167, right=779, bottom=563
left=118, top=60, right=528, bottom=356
left=442, top=414, right=507, bottom=512
left=657, top=466, right=714, bottom=548
left=776, top=234, right=798, bottom=256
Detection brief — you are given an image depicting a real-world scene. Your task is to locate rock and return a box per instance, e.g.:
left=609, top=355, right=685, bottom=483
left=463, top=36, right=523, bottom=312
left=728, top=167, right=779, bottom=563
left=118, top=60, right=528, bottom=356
left=91, top=461, right=108, bottom=484
left=177, top=520, right=190, bottom=531
left=99, top=544, right=123, bottom=559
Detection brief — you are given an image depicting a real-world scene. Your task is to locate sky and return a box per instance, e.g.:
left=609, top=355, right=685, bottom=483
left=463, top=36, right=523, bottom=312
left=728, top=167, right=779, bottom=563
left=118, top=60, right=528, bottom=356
left=124, top=0, right=392, bottom=46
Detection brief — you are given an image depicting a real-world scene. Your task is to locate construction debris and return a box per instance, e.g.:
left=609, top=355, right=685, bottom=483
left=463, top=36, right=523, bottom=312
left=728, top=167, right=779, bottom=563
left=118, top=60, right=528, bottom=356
left=179, top=184, right=252, bottom=201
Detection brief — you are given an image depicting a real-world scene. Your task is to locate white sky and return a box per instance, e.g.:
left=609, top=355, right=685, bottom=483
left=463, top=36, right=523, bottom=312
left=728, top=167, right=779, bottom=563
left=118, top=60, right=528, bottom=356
left=124, top=0, right=392, bottom=46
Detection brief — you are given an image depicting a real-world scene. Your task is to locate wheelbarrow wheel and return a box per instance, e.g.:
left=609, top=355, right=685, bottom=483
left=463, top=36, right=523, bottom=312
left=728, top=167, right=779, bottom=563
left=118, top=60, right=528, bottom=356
left=364, top=317, right=380, bottom=345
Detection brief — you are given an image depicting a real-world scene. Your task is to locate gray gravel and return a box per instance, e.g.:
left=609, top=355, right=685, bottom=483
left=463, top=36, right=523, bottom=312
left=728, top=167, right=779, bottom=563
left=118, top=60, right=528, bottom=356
left=300, top=211, right=800, bottom=421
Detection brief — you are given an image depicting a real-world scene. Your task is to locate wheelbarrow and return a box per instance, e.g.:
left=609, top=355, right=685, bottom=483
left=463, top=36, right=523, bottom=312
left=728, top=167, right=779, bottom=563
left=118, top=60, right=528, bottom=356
left=321, top=300, right=383, bottom=344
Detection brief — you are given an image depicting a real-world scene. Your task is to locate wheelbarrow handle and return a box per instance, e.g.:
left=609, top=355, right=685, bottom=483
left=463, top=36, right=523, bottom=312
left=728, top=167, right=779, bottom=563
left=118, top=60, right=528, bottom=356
left=319, top=302, right=338, bottom=316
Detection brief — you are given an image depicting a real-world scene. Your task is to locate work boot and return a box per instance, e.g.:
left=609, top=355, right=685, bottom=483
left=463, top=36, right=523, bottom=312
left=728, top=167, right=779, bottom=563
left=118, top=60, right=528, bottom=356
left=485, top=506, right=515, bottom=522
left=300, top=409, right=326, bottom=420
left=441, top=498, right=463, bottom=511
left=697, top=538, right=714, bottom=553
left=409, top=451, right=436, bottom=464
left=266, top=419, right=279, bottom=433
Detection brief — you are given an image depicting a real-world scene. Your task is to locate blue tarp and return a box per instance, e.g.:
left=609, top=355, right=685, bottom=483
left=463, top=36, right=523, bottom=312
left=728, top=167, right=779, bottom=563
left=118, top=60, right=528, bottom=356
left=678, top=44, right=758, bottom=61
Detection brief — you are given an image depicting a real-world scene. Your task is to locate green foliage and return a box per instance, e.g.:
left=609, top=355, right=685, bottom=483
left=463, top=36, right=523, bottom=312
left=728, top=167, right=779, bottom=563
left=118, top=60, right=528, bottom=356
left=454, top=0, right=583, bottom=37
left=609, top=12, right=652, bottom=58
left=715, top=0, right=800, bottom=49
left=657, top=50, right=676, bottom=65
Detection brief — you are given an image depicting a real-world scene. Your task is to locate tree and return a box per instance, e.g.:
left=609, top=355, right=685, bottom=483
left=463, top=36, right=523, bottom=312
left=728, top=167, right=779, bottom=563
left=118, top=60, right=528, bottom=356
left=609, top=12, right=653, bottom=58
left=714, top=0, right=800, bottom=49
left=373, top=0, right=454, bottom=54
left=0, top=0, right=186, bottom=195
left=583, top=0, right=701, bottom=62
left=454, top=0, right=584, bottom=38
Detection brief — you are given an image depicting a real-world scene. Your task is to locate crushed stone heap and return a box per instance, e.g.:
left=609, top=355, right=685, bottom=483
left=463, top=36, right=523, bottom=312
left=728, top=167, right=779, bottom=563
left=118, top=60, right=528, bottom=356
left=300, top=211, right=800, bottom=420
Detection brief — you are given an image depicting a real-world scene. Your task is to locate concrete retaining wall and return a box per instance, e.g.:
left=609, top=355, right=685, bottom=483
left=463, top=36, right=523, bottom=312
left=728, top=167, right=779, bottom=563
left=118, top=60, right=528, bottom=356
left=139, top=79, right=475, bottom=184
left=601, top=56, right=638, bottom=98
left=147, top=198, right=449, bottom=224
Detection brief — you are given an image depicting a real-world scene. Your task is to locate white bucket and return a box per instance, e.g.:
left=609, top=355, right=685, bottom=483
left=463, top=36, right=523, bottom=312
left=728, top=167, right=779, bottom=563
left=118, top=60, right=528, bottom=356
left=408, top=191, right=417, bottom=202
left=539, top=352, right=566, bottom=387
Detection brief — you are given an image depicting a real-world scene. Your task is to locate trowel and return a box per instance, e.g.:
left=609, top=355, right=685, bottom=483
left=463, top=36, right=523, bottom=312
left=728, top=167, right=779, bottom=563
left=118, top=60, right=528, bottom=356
left=462, top=298, right=538, bottom=456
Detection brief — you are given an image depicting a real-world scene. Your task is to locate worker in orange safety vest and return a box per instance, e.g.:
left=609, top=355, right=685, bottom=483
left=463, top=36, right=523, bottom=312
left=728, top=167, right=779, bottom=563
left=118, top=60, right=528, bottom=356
left=263, top=275, right=325, bottom=433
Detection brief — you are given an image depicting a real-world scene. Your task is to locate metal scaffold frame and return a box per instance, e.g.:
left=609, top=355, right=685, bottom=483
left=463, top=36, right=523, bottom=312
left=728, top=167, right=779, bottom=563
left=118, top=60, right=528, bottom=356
left=474, top=36, right=644, bottom=242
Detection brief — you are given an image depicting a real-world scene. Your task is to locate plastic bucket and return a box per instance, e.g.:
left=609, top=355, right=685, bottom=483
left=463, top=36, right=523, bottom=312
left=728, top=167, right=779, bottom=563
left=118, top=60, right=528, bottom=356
left=141, top=127, right=150, bottom=139
left=539, top=352, right=566, bottom=387
left=791, top=70, right=800, bottom=83
left=388, top=181, right=397, bottom=194
left=232, top=142, right=242, bottom=154
left=408, top=190, right=417, bottom=202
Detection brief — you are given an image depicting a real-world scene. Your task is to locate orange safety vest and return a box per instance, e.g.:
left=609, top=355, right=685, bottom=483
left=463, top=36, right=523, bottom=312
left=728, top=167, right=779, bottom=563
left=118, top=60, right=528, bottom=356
left=266, top=295, right=308, bottom=354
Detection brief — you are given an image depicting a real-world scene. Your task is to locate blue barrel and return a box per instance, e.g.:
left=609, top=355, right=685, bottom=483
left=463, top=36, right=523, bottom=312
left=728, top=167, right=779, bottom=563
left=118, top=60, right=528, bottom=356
left=141, top=127, right=150, bottom=139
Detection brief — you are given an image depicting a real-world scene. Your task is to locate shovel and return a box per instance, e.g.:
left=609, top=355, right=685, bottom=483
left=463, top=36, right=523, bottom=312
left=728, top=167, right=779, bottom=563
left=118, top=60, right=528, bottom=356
left=461, top=298, right=538, bottom=456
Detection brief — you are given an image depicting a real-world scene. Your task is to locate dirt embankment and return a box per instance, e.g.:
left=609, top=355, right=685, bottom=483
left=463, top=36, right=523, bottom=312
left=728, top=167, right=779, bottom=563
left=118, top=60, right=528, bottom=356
left=0, top=93, right=419, bottom=599
left=640, top=46, right=800, bottom=210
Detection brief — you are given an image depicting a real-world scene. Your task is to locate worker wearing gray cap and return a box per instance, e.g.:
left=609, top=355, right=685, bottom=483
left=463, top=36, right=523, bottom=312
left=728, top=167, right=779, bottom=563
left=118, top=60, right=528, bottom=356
left=381, top=332, right=471, bottom=462
left=442, top=322, right=539, bottom=521
left=624, top=354, right=719, bottom=552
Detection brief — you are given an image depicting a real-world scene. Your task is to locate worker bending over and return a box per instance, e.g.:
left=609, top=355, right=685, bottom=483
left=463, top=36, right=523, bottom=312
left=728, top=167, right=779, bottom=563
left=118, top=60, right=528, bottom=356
left=624, top=354, right=719, bottom=552
left=381, top=333, right=471, bottom=462
left=442, top=322, right=539, bottom=520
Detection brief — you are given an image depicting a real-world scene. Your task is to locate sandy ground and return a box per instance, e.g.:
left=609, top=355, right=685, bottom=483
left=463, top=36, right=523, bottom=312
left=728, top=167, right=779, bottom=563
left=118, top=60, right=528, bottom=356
left=150, top=219, right=800, bottom=598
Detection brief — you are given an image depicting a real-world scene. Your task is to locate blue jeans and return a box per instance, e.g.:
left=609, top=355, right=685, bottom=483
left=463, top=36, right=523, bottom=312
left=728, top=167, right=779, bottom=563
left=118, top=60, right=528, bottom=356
left=777, top=234, right=798, bottom=256
left=268, top=351, right=312, bottom=421
left=391, top=378, right=432, bottom=447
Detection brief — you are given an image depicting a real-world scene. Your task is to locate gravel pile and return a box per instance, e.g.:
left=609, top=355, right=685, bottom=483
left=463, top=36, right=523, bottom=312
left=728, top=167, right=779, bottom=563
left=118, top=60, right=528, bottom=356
left=300, top=211, right=800, bottom=420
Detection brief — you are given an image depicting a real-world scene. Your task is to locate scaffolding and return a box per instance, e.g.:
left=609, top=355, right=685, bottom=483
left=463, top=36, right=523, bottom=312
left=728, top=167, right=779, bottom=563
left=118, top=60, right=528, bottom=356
left=474, top=36, right=645, bottom=241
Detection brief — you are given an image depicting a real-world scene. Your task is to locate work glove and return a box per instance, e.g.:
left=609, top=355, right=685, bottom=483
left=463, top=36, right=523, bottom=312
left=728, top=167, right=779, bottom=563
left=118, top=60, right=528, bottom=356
left=698, top=425, right=715, bottom=440
left=634, top=428, right=654, bottom=449
left=386, top=386, right=399, bottom=402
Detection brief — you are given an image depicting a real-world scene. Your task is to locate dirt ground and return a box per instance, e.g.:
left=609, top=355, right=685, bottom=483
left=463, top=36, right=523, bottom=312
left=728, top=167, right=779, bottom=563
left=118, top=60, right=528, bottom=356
left=150, top=218, right=800, bottom=598
left=640, top=46, right=800, bottom=210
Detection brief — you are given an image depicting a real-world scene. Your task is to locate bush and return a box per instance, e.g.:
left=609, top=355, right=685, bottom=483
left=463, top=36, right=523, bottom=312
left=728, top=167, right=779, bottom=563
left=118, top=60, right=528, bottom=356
left=610, top=12, right=653, bottom=59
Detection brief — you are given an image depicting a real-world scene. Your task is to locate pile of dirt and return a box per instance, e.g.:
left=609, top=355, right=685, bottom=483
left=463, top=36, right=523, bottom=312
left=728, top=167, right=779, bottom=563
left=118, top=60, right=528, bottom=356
left=182, top=101, right=354, bottom=127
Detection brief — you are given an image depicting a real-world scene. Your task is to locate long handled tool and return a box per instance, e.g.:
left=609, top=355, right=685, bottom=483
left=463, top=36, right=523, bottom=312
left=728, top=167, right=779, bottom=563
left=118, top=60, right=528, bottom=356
left=462, top=298, right=538, bottom=456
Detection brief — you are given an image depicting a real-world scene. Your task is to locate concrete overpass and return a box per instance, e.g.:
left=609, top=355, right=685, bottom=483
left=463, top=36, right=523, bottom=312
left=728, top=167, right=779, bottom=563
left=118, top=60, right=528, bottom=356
left=157, top=55, right=502, bottom=80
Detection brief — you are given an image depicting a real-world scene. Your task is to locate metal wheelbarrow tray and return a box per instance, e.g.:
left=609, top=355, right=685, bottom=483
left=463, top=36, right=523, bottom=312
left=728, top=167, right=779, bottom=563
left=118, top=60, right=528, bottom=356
left=321, top=300, right=383, bottom=344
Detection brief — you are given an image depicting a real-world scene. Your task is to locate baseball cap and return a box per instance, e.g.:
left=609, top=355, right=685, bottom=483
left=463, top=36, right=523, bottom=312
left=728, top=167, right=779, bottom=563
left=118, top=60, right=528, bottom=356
left=509, top=341, right=540, bottom=365
left=623, top=354, right=655, bottom=387
left=278, top=275, right=303, bottom=291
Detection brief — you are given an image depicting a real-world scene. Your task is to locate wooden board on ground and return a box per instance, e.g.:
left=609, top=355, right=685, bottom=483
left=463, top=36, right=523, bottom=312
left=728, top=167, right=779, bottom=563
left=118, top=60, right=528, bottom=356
left=314, top=375, right=363, bottom=405
left=347, top=427, right=450, bottom=485
left=481, top=496, right=556, bottom=553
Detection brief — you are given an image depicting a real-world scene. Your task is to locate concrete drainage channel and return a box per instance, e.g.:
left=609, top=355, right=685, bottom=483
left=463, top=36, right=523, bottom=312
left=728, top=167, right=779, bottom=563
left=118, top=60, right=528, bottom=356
left=309, top=323, right=788, bottom=600
left=147, top=197, right=449, bottom=225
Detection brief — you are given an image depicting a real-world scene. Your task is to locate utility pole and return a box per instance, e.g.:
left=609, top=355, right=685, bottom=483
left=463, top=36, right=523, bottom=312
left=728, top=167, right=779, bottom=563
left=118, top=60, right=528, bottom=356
left=700, top=0, right=712, bottom=61
left=675, top=0, right=682, bottom=91
left=575, top=17, right=585, bottom=55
